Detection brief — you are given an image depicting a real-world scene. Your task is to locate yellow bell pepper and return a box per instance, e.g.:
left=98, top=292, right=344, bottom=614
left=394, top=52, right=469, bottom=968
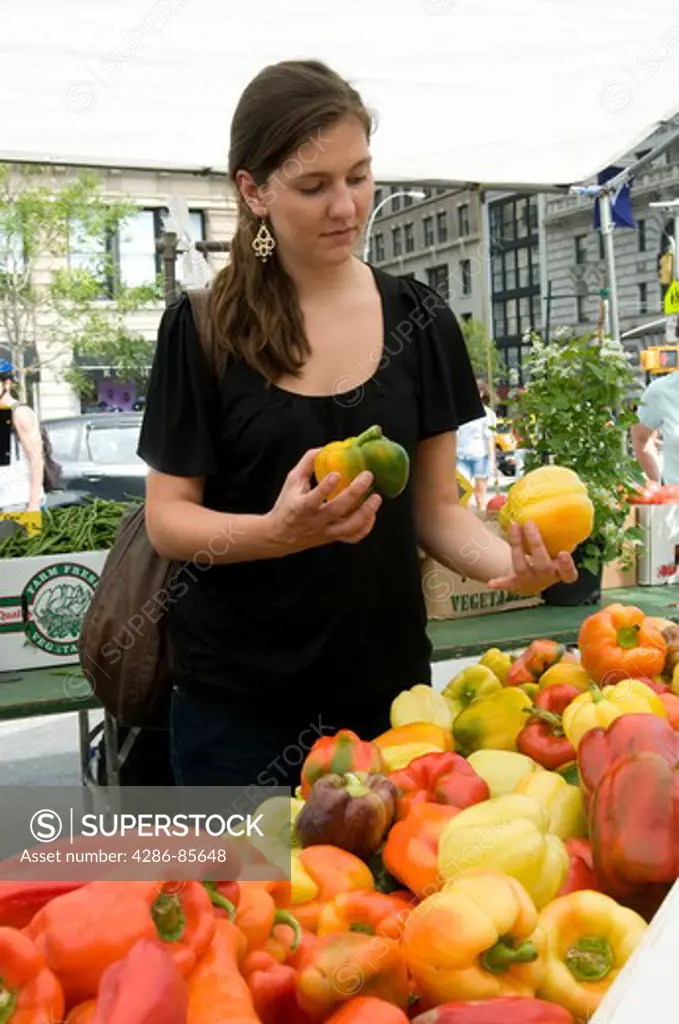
left=437, top=794, right=568, bottom=909
left=402, top=870, right=545, bottom=1005
left=466, top=750, right=545, bottom=798
left=671, top=663, right=679, bottom=696
left=513, top=772, right=587, bottom=840
left=390, top=684, right=453, bottom=731
left=539, top=661, right=592, bottom=692
left=562, top=679, right=667, bottom=748
left=453, top=687, right=533, bottom=754
left=442, top=665, right=503, bottom=726
left=478, top=647, right=513, bottom=685
left=537, top=891, right=647, bottom=1021
left=373, top=722, right=453, bottom=772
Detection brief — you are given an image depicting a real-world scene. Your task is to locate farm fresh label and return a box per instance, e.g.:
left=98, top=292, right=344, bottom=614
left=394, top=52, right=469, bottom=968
left=21, top=562, right=100, bottom=656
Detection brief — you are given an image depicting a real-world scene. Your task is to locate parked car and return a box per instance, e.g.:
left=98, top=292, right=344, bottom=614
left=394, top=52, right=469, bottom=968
left=42, top=412, right=146, bottom=503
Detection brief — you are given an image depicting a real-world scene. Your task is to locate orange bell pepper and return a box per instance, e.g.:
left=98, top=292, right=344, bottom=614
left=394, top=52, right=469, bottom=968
left=578, top=603, right=666, bottom=684
left=66, top=1003, right=96, bottom=1024
left=235, top=884, right=302, bottom=955
left=382, top=803, right=460, bottom=900
left=241, top=948, right=315, bottom=1024
left=295, top=931, right=410, bottom=1018
left=316, top=890, right=413, bottom=939
left=326, top=996, right=410, bottom=1023
left=187, top=919, right=262, bottom=1024
left=292, top=847, right=374, bottom=933
left=0, top=926, right=64, bottom=1024
left=374, top=724, right=453, bottom=773
left=25, top=880, right=215, bottom=1005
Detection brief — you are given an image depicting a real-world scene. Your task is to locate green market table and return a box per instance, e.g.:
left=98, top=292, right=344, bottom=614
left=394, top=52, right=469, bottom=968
left=2, top=586, right=678, bottom=787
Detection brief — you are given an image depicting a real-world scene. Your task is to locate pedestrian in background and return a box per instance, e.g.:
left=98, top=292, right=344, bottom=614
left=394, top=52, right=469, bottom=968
left=456, top=379, right=497, bottom=510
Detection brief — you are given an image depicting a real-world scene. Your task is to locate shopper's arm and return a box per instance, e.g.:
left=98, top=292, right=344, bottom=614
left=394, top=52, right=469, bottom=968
left=12, top=405, right=44, bottom=511
left=630, top=423, right=662, bottom=483
left=414, top=432, right=577, bottom=595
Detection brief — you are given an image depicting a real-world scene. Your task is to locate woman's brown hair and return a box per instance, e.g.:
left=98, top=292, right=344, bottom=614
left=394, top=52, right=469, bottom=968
left=210, top=60, right=373, bottom=383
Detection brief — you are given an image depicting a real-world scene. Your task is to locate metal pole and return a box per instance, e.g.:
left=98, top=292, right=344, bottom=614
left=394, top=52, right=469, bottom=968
left=160, top=231, right=178, bottom=307
left=537, top=193, right=549, bottom=333
left=480, top=192, right=494, bottom=372
left=600, top=193, right=620, bottom=342
left=545, top=280, right=552, bottom=344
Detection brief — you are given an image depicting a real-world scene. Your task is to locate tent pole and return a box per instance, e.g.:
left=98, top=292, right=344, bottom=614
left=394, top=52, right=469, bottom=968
left=600, top=193, right=620, bottom=342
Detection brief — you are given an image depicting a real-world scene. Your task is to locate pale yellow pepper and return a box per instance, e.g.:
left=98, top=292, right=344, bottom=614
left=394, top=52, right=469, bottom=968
left=390, top=683, right=454, bottom=731
left=513, top=772, right=587, bottom=840
left=562, top=679, right=667, bottom=749
left=539, top=661, right=592, bottom=692
left=467, top=750, right=544, bottom=798
left=437, top=793, right=568, bottom=909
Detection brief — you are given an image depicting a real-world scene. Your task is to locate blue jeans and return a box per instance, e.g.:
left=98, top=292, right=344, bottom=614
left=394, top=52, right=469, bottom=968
left=170, top=685, right=394, bottom=788
left=458, top=455, right=490, bottom=480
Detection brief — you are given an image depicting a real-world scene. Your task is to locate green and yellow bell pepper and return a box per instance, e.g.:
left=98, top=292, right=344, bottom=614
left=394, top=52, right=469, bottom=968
left=390, top=684, right=454, bottom=731
left=453, top=688, right=533, bottom=754
left=466, top=750, right=545, bottom=798
left=562, top=679, right=667, bottom=749
left=314, top=424, right=409, bottom=501
left=442, top=665, right=502, bottom=723
left=478, top=648, right=513, bottom=686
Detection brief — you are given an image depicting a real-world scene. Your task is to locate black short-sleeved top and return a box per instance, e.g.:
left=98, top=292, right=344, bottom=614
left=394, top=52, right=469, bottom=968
left=138, top=267, right=483, bottom=716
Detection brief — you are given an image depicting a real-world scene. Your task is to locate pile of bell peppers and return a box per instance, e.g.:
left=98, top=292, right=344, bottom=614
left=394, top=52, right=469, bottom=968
left=3, top=602, right=678, bottom=1023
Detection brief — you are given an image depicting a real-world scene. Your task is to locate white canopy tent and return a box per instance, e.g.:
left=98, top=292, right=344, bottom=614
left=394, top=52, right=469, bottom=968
left=3, top=0, right=679, bottom=187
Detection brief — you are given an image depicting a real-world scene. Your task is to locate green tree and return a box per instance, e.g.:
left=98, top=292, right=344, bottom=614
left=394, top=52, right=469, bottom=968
left=0, top=163, right=162, bottom=402
left=460, top=318, right=502, bottom=391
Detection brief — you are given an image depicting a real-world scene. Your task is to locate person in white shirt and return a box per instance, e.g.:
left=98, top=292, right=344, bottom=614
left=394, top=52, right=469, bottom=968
left=456, top=379, right=496, bottom=511
left=0, top=360, right=44, bottom=512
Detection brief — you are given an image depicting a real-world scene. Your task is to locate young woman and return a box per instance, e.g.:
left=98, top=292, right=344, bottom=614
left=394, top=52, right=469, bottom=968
left=138, top=60, right=578, bottom=788
left=456, top=378, right=497, bottom=510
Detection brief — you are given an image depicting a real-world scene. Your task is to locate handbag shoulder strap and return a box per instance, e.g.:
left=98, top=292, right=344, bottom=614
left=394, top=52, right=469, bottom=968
left=186, top=288, right=216, bottom=376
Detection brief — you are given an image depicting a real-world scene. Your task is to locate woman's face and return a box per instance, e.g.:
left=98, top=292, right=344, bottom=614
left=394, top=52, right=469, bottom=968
left=239, top=115, right=374, bottom=268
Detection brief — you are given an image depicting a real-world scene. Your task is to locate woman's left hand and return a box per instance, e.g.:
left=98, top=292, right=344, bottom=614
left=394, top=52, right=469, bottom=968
left=487, top=520, right=579, bottom=596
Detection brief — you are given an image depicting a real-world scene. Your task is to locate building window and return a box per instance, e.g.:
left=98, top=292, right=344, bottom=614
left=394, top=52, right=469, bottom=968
left=528, top=196, right=538, bottom=232
left=404, top=222, right=415, bottom=253
left=391, top=187, right=401, bottom=213
left=460, top=259, right=472, bottom=295
left=639, top=282, right=648, bottom=314
left=598, top=233, right=605, bottom=260
left=576, top=295, right=588, bottom=322
left=374, top=233, right=385, bottom=262
left=458, top=203, right=470, bottom=236
left=437, top=211, right=448, bottom=243
left=493, top=302, right=506, bottom=338
left=492, top=255, right=503, bottom=292
left=392, top=227, right=403, bottom=257
left=68, top=219, right=113, bottom=297
left=638, top=219, right=646, bottom=252
left=426, top=264, right=449, bottom=302
left=517, top=247, right=530, bottom=289
left=404, top=192, right=414, bottom=208
left=424, top=216, right=435, bottom=247
left=504, top=251, right=516, bottom=291
left=373, top=188, right=383, bottom=218
left=118, top=209, right=159, bottom=287
left=575, top=235, right=587, bottom=265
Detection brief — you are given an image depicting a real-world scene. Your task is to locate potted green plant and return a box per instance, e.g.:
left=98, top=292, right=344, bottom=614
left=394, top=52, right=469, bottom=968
left=513, top=330, right=645, bottom=605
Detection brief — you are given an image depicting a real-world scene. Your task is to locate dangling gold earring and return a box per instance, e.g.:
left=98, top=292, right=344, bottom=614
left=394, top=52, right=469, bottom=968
left=252, top=220, right=276, bottom=262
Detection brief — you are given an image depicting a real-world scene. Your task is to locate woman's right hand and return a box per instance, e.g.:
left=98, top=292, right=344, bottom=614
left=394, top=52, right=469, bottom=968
left=266, top=448, right=382, bottom=556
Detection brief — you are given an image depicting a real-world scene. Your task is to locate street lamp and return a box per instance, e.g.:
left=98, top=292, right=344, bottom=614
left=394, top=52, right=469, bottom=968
left=363, top=189, right=427, bottom=261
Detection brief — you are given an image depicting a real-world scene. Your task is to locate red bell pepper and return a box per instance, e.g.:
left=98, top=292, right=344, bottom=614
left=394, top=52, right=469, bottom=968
left=0, top=880, right=87, bottom=929
left=506, top=640, right=569, bottom=686
left=659, top=691, right=679, bottom=728
left=516, top=685, right=579, bottom=769
left=578, top=712, right=679, bottom=805
left=92, top=939, right=188, bottom=1024
left=241, top=948, right=315, bottom=1024
left=411, top=997, right=575, bottom=1023
left=557, top=838, right=598, bottom=897
left=388, top=752, right=489, bottom=820
left=590, top=748, right=679, bottom=911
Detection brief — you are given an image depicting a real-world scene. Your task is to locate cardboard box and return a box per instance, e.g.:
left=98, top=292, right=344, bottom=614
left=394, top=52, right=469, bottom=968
left=0, top=551, right=108, bottom=672
left=637, top=504, right=679, bottom=586
left=420, top=554, right=542, bottom=620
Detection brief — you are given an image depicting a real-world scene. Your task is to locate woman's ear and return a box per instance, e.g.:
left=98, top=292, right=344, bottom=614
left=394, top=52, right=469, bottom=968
left=235, top=170, right=268, bottom=219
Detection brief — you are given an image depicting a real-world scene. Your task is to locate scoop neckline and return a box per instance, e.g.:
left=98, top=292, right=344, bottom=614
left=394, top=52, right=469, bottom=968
left=269, top=263, right=388, bottom=402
